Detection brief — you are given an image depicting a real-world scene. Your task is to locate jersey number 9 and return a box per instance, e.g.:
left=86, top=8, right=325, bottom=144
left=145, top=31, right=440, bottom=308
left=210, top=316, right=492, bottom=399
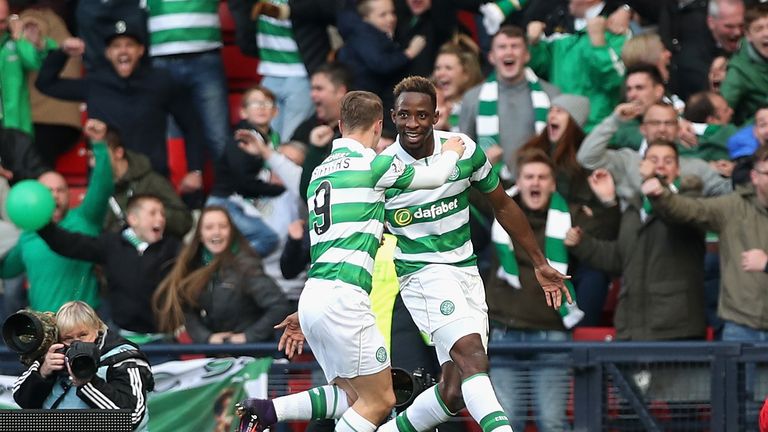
left=312, top=180, right=332, bottom=235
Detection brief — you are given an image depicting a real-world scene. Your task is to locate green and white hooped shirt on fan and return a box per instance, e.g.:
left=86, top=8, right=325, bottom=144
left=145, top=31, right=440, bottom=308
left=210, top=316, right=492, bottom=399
left=147, top=0, right=222, bottom=57
left=256, top=0, right=307, bottom=77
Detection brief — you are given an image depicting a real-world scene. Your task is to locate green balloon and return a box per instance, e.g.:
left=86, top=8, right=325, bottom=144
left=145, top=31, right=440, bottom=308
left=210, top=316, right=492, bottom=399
left=5, top=180, right=56, bottom=231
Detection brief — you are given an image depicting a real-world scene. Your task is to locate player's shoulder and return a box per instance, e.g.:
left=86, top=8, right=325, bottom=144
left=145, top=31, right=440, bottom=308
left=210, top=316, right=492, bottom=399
left=435, top=130, right=478, bottom=157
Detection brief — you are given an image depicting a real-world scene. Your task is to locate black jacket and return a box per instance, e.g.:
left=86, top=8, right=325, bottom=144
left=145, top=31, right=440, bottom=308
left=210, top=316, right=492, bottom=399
left=38, top=223, right=180, bottom=333
left=293, top=115, right=340, bottom=201
left=211, top=120, right=285, bottom=199
left=184, top=252, right=291, bottom=343
left=13, top=328, right=153, bottom=430
left=35, top=49, right=205, bottom=175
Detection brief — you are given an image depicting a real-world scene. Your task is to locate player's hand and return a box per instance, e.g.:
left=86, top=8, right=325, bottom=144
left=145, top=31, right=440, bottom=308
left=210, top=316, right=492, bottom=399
left=441, top=136, right=465, bottom=158
left=84, top=119, right=107, bottom=142
left=235, top=129, right=270, bottom=157
left=641, top=177, right=665, bottom=197
left=39, top=343, right=66, bottom=379
left=564, top=227, right=583, bottom=247
left=309, top=125, right=334, bottom=148
left=741, top=249, right=768, bottom=272
left=275, top=312, right=304, bottom=359
left=534, top=264, right=572, bottom=309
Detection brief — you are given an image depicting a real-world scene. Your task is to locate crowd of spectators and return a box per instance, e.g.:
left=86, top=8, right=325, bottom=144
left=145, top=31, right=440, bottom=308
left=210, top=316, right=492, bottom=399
left=1, top=0, right=768, bottom=427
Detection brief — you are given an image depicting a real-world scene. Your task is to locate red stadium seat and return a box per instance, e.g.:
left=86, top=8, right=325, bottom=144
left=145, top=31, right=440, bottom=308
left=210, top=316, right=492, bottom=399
left=68, top=186, right=86, bottom=208
left=55, top=140, right=89, bottom=187
left=228, top=92, right=243, bottom=126
left=222, top=45, right=261, bottom=90
left=573, top=327, right=616, bottom=342
left=218, top=1, right=236, bottom=44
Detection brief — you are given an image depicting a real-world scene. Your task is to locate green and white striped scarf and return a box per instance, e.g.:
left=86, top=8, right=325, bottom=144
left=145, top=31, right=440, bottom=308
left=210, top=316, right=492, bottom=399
left=491, top=187, right=584, bottom=329
left=476, top=68, right=550, bottom=150
left=122, top=228, right=149, bottom=255
left=448, top=102, right=461, bottom=132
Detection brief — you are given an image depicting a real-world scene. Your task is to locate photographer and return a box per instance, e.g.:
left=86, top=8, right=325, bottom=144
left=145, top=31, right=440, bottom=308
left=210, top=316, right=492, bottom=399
left=12, top=301, right=153, bottom=431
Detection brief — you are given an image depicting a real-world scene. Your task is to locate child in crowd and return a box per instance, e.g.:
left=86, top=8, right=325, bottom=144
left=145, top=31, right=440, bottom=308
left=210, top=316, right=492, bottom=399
left=206, top=86, right=287, bottom=257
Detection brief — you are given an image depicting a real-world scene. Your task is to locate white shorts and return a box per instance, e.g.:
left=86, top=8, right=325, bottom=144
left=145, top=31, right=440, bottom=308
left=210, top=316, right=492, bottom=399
left=399, top=264, right=489, bottom=365
left=298, top=279, right=390, bottom=383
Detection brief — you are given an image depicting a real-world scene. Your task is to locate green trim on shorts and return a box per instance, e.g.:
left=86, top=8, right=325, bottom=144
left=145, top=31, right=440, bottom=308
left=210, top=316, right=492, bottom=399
left=461, top=372, right=489, bottom=384
left=395, top=412, right=418, bottom=432
left=341, top=416, right=360, bottom=432
left=434, top=385, right=455, bottom=416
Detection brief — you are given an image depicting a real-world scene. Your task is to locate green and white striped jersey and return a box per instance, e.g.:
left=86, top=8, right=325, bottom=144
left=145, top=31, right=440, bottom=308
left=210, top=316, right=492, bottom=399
left=256, top=0, right=306, bottom=77
left=307, top=138, right=416, bottom=294
left=382, top=130, right=499, bottom=276
left=147, top=0, right=222, bottom=57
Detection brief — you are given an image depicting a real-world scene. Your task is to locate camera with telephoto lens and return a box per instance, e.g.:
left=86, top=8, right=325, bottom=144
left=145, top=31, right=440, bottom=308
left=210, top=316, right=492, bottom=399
left=63, top=341, right=101, bottom=381
left=2, top=310, right=101, bottom=380
left=391, top=367, right=437, bottom=408
left=2, top=310, right=58, bottom=367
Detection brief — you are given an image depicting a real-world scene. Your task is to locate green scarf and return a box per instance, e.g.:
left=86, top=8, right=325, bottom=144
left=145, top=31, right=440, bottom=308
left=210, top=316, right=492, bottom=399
left=492, top=187, right=583, bottom=329
left=122, top=228, right=149, bottom=255
left=641, top=177, right=680, bottom=220
left=476, top=68, right=550, bottom=151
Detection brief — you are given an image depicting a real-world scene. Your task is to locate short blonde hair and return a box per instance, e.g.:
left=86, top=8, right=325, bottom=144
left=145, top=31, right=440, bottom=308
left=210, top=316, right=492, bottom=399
left=56, top=301, right=107, bottom=336
left=622, top=33, right=665, bottom=69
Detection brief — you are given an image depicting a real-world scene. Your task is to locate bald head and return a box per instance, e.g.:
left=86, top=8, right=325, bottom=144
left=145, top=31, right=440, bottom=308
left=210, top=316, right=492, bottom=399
left=38, top=171, right=70, bottom=223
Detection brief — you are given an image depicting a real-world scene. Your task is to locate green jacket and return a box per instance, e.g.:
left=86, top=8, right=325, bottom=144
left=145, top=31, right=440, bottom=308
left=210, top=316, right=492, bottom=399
left=0, top=141, right=113, bottom=312
left=678, top=123, right=737, bottom=161
left=107, top=149, right=192, bottom=239
left=721, top=41, right=768, bottom=126
left=528, top=31, right=626, bottom=132
left=0, top=33, right=54, bottom=134
left=652, top=185, right=768, bottom=330
left=608, top=118, right=643, bottom=150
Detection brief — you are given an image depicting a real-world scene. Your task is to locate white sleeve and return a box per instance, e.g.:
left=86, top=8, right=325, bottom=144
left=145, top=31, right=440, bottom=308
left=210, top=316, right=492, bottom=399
left=408, top=151, right=460, bottom=189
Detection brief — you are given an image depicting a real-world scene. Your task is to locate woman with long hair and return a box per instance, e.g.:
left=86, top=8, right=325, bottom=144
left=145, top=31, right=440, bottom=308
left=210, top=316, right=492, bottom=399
left=432, top=35, right=484, bottom=131
left=152, top=206, right=291, bottom=343
left=519, top=94, right=620, bottom=327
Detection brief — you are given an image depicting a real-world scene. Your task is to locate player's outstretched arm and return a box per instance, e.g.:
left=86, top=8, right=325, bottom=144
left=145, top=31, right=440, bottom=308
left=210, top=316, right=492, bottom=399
left=275, top=312, right=304, bottom=359
left=408, top=136, right=465, bottom=189
left=485, top=184, right=572, bottom=308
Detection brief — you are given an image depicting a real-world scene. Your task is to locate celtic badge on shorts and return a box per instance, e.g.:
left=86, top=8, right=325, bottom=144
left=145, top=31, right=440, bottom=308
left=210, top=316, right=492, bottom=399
left=376, top=347, right=388, bottom=363
left=440, top=300, right=455, bottom=315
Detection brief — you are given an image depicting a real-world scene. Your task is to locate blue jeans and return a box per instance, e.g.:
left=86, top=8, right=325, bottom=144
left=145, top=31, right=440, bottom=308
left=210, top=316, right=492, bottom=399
left=261, top=75, right=313, bottom=141
left=490, top=327, right=570, bottom=432
left=205, top=196, right=278, bottom=257
left=722, top=321, right=768, bottom=341
left=153, top=50, right=230, bottom=159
